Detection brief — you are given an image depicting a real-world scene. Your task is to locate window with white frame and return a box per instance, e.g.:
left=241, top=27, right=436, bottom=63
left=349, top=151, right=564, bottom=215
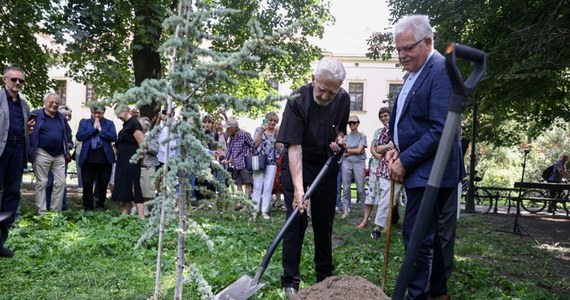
left=387, top=83, right=403, bottom=108
left=349, top=82, right=364, bottom=111
left=86, top=83, right=96, bottom=103
left=54, top=80, right=67, bottom=105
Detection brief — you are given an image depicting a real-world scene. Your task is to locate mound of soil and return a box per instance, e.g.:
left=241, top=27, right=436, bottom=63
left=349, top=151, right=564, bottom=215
left=295, top=276, right=390, bottom=300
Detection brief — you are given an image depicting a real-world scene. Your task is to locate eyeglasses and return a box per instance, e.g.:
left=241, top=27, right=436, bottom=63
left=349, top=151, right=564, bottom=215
left=348, top=121, right=359, bottom=125
left=396, top=37, right=425, bottom=54
left=9, top=77, right=25, bottom=84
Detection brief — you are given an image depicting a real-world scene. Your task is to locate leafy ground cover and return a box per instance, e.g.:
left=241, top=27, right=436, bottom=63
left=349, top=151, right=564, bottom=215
left=0, top=194, right=568, bottom=299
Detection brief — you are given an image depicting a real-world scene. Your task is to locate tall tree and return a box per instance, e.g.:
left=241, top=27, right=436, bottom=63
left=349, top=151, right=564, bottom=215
left=115, top=1, right=295, bottom=297
left=366, top=0, right=570, bottom=146
left=52, top=0, right=333, bottom=118
left=0, top=0, right=56, bottom=107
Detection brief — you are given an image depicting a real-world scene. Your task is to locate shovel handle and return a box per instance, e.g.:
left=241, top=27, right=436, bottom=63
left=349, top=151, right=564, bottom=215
left=382, top=160, right=395, bottom=290
left=251, top=148, right=345, bottom=284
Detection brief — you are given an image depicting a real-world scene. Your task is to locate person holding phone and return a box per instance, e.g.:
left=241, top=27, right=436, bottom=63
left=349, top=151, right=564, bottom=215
left=252, top=112, right=281, bottom=220
left=0, top=65, right=34, bottom=258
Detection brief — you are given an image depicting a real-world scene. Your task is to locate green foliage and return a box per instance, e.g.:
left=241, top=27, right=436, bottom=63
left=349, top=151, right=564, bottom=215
left=1, top=198, right=567, bottom=299
left=45, top=0, right=333, bottom=118
left=0, top=0, right=57, bottom=107
left=367, top=0, right=570, bottom=146
left=468, top=120, right=570, bottom=188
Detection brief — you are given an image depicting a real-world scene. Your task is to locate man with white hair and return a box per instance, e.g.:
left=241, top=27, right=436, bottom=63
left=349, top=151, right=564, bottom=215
left=385, top=15, right=462, bottom=299
left=277, top=57, right=350, bottom=298
left=45, top=105, right=74, bottom=210
left=29, top=92, right=71, bottom=215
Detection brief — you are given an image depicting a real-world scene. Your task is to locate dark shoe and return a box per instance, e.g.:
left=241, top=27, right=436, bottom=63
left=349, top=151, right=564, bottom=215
left=283, top=287, right=298, bottom=300
left=96, top=206, right=107, bottom=212
left=371, top=229, right=382, bottom=240
left=0, top=247, right=14, bottom=258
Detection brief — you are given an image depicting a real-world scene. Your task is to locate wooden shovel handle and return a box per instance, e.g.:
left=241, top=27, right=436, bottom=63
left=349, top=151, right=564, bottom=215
left=382, top=159, right=396, bottom=291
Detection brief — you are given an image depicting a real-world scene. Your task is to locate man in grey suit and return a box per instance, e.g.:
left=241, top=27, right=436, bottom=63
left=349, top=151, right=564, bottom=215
left=0, top=65, right=33, bottom=258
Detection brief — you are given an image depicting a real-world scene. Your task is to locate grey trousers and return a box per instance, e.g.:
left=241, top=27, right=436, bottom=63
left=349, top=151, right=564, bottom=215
left=341, top=159, right=366, bottom=211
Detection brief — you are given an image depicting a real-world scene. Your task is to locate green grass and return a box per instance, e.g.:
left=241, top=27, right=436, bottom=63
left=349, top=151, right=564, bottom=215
left=0, top=195, right=568, bottom=299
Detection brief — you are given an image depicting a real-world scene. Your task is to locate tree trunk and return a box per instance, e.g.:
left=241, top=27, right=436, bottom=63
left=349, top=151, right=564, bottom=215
left=132, top=0, right=164, bottom=119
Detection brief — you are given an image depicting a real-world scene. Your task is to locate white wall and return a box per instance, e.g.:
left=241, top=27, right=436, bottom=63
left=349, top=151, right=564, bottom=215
left=47, top=67, right=124, bottom=139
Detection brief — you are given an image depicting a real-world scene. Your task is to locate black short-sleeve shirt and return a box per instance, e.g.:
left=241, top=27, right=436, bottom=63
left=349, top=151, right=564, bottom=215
left=278, top=83, right=350, bottom=163
left=117, top=116, right=143, bottom=145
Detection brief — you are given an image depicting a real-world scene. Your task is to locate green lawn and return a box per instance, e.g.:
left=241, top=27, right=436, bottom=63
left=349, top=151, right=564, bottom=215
left=0, top=194, right=567, bottom=299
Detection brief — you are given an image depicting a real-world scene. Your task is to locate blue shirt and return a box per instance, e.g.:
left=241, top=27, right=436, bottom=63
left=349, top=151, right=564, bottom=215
left=5, top=89, right=25, bottom=137
left=38, top=112, right=65, bottom=157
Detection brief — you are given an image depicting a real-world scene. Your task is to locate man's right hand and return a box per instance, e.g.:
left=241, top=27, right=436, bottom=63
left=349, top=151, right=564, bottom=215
left=27, top=119, right=35, bottom=134
left=293, top=190, right=307, bottom=213
left=386, top=149, right=406, bottom=183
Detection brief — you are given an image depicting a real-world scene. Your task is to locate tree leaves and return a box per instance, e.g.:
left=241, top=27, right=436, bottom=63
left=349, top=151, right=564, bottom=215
left=368, top=0, right=570, bottom=146
left=0, top=0, right=55, bottom=107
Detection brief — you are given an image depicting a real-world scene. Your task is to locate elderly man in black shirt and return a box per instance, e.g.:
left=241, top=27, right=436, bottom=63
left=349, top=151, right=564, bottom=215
left=277, top=58, right=350, bottom=298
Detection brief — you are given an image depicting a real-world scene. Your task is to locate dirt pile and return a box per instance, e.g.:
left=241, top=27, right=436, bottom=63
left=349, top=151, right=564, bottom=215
left=295, top=276, right=390, bottom=300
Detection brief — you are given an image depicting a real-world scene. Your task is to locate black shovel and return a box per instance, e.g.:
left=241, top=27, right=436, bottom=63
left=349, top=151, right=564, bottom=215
left=215, top=147, right=345, bottom=300
left=391, top=43, right=487, bottom=299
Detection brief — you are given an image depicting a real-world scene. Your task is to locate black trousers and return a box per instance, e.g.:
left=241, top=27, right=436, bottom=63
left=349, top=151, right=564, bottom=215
left=81, top=162, right=112, bottom=210
left=547, top=180, right=562, bottom=211
left=280, top=153, right=338, bottom=289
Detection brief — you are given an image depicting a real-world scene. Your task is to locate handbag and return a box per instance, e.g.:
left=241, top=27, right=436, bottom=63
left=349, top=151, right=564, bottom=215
left=245, top=154, right=267, bottom=171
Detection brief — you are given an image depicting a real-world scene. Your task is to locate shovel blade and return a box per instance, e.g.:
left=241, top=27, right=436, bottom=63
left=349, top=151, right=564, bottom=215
left=214, top=275, right=266, bottom=300
left=0, top=212, right=11, bottom=223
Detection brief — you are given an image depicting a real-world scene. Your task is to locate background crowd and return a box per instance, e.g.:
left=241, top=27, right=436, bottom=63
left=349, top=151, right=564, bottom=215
left=1, top=63, right=403, bottom=269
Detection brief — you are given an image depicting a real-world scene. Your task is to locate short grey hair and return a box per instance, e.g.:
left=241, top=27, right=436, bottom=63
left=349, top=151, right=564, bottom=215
left=225, top=118, right=239, bottom=129
left=58, top=106, right=71, bottom=114
left=314, top=58, right=346, bottom=83
left=393, top=15, right=434, bottom=42
left=139, top=116, right=151, bottom=132
left=3, top=65, right=24, bottom=76
left=43, top=92, right=60, bottom=103
left=265, top=111, right=279, bottom=121
left=88, top=101, right=106, bottom=112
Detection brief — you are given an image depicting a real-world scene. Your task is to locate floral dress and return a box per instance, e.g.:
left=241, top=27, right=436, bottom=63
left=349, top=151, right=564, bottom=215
left=254, top=128, right=279, bottom=166
left=365, top=125, right=390, bottom=205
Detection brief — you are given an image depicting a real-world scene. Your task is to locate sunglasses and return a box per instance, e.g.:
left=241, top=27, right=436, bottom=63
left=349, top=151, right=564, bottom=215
left=10, top=77, right=25, bottom=84
left=348, top=121, right=359, bottom=125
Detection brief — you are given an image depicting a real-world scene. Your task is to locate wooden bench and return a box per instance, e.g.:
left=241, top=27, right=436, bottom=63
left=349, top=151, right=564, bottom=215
left=513, top=182, right=570, bottom=217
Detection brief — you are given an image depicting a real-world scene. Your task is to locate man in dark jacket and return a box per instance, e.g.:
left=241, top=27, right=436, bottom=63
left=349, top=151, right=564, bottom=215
left=0, top=65, right=33, bottom=258
left=76, top=103, right=117, bottom=211
left=29, top=92, right=70, bottom=215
